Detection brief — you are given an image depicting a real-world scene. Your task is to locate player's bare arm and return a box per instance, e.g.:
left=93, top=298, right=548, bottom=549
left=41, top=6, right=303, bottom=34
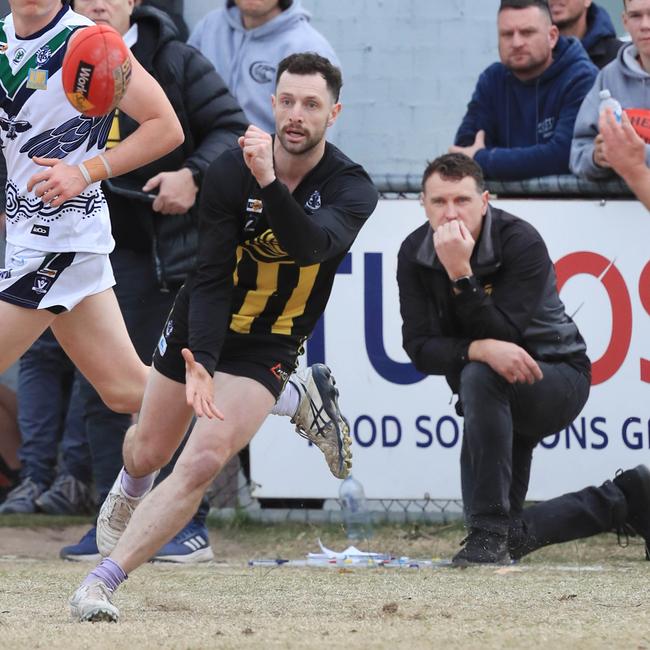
left=28, top=52, right=184, bottom=208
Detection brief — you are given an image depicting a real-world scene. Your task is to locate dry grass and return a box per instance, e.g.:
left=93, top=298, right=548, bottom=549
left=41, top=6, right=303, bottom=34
left=1, top=521, right=649, bottom=649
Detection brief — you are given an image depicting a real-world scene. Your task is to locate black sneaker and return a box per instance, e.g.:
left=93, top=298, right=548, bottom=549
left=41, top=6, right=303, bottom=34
left=613, top=464, right=650, bottom=560
left=0, top=477, right=43, bottom=514
left=35, top=473, right=94, bottom=515
left=451, top=528, right=511, bottom=566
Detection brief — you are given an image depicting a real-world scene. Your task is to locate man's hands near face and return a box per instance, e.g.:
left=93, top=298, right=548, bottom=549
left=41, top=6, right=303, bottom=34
left=469, top=339, right=544, bottom=385
left=238, top=125, right=276, bottom=187
left=433, top=219, right=475, bottom=280
left=448, top=130, right=486, bottom=159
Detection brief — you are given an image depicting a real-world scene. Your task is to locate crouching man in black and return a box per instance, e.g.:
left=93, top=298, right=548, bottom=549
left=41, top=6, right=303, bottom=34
left=397, top=153, right=650, bottom=565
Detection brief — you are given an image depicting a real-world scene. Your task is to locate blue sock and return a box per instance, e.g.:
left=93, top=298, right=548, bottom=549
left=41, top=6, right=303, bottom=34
left=83, top=558, right=128, bottom=593
left=120, top=467, right=155, bottom=499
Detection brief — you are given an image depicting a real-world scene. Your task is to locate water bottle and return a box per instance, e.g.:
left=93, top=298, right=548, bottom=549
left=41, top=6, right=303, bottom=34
left=339, top=475, right=373, bottom=540
left=599, top=89, right=622, bottom=123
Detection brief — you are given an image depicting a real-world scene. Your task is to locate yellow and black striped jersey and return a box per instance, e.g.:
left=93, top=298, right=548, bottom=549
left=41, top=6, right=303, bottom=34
left=187, top=141, right=378, bottom=375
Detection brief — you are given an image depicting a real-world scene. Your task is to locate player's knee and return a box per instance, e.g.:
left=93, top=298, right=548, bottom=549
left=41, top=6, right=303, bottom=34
left=176, top=451, right=224, bottom=491
left=100, top=388, right=140, bottom=415
left=131, top=445, right=174, bottom=475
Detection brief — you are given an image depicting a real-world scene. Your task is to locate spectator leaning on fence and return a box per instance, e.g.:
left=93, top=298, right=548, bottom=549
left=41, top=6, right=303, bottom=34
left=549, top=0, right=624, bottom=68
left=188, top=0, right=339, bottom=133
left=450, top=0, right=597, bottom=181
left=396, top=153, right=650, bottom=565
left=571, top=0, right=650, bottom=180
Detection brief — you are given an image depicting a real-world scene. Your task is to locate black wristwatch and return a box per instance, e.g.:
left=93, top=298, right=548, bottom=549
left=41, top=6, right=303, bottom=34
left=452, top=275, right=479, bottom=295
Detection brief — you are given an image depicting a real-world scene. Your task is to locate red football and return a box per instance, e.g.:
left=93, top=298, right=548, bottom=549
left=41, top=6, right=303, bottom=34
left=62, top=24, right=131, bottom=118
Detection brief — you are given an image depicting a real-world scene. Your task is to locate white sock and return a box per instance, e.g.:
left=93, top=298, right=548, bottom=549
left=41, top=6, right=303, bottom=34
left=271, top=380, right=300, bottom=417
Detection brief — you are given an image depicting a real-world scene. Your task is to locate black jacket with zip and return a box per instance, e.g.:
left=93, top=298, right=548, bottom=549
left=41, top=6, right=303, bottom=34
left=106, top=5, right=248, bottom=289
left=397, top=206, right=590, bottom=395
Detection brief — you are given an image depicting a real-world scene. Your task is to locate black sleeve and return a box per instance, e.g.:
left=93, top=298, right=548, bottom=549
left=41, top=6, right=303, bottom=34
left=453, top=224, right=552, bottom=344
left=187, top=151, right=243, bottom=374
left=177, top=44, right=248, bottom=182
left=397, top=244, right=471, bottom=376
left=259, top=171, right=378, bottom=266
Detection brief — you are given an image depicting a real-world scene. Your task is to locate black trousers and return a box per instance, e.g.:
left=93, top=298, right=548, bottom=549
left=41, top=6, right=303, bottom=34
left=457, top=360, right=623, bottom=556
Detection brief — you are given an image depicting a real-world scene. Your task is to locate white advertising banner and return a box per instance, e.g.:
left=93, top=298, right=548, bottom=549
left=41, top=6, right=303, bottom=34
left=250, top=198, right=650, bottom=500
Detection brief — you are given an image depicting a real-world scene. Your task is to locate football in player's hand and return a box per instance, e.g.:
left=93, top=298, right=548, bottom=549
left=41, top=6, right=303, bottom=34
left=62, top=24, right=131, bottom=117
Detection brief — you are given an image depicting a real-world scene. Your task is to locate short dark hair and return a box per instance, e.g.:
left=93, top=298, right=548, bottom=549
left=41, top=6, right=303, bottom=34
left=421, top=154, right=486, bottom=193
left=498, top=0, right=552, bottom=20
left=276, top=52, right=343, bottom=102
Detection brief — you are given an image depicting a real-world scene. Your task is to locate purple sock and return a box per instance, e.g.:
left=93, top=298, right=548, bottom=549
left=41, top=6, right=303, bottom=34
left=120, top=467, right=155, bottom=498
left=83, top=558, right=128, bottom=593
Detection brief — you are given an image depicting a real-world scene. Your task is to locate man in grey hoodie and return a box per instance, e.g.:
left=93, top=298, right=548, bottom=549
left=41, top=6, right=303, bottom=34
left=188, top=0, right=339, bottom=132
left=570, top=0, right=650, bottom=180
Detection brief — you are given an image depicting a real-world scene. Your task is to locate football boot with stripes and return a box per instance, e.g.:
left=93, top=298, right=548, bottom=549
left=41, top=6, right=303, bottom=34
left=290, top=364, right=352, bottom=479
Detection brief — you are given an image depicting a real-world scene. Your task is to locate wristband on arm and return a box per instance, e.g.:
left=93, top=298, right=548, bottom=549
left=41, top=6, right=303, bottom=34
left=78, top=153, right=113, bottom=185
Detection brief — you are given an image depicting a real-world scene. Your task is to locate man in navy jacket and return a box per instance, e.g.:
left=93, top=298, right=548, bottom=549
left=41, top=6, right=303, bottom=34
left=451, top=0, right=597, bottom=181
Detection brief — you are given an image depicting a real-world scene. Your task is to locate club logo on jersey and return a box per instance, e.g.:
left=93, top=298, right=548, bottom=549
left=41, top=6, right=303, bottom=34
left=32, top=275, right=52, bottom=294
left=12, top=48, right=26, bottom=65
left=247, top=198, right=263, bottom=213
left=165, top=319, right=174, bottom=337
left=242, top=229, right=290, bottom=263
left=30, top=224, right=50, bottom=237
left=26, top=68, right=48, bottom=91
left=157, top=335, right=168, bottom=356
left=305, top=190, right=322, bottom=211
left=36, top=45, right=52, bottom=66
left=0, top=116, right=32, bottom=140
left=249, top=61, right=275, bottom=84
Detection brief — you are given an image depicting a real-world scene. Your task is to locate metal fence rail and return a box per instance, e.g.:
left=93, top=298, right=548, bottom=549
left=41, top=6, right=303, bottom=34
left=373, top=173, right=633, bottom=198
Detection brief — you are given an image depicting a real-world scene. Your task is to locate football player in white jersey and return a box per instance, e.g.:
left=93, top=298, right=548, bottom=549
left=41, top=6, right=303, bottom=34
left=0, top=0, right=183, bottom=413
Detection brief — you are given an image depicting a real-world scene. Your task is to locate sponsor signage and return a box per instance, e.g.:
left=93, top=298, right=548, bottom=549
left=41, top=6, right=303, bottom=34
left=250, top=198, right=650, bottom=500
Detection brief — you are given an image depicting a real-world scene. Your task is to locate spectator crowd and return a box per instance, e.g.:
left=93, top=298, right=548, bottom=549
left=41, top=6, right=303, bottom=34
left=1, top=0, right=649, bottom=574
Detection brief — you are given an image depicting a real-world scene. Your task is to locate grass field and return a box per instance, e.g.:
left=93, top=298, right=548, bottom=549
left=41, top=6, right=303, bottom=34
left=1, top=517, right=649, bottom=649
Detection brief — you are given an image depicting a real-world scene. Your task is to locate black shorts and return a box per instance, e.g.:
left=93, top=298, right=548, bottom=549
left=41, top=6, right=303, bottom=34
left=152, top=286, right=303, bottom=399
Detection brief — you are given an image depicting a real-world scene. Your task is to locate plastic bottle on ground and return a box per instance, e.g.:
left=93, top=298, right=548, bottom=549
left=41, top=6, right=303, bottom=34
left=339, top=475, right=373, bottom=540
